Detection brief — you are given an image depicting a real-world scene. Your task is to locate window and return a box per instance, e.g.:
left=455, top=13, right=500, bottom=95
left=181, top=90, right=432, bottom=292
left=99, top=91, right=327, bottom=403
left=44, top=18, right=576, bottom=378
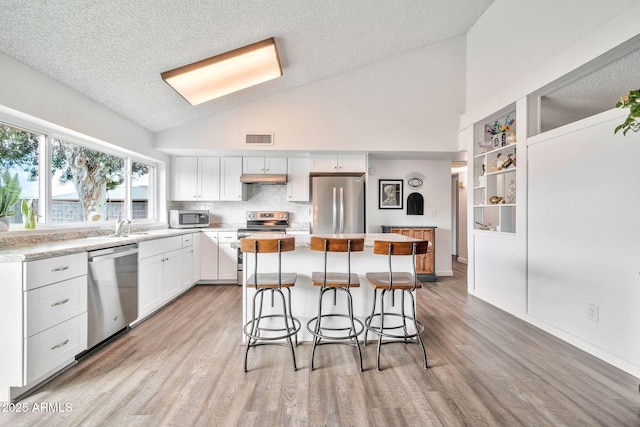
left=51, top=139, right=125, bottom=223
left=0, top=122, right=41, bottom=224
left=132, top=160, right=153, bottom=220
left=0, top=114, right=158, bottom=228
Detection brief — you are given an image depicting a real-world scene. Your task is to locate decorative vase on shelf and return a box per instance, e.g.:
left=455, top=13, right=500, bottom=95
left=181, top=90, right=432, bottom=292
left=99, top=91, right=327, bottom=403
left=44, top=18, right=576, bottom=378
left=0, top=217, right=9, bottom=232
left=505, top=180, right=516, bottom=204
left=491, top=132, right=507, bottom=148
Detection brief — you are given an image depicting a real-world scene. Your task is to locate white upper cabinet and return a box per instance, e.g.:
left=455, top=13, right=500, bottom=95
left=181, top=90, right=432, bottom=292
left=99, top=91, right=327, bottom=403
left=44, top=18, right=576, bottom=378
left=309, top=154, right=366, bottom=173
left=243, top=157, right=287, bottom=174
left=287, top=158, right=310, bottom=201
left=220, top=157, right=245, bottom=201
left=172, top=157, right=220, bottom=201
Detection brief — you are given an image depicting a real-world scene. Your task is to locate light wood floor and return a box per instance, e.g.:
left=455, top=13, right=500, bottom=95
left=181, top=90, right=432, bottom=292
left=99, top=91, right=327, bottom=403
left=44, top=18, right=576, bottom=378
left=2, top=261, right=639, bottom=426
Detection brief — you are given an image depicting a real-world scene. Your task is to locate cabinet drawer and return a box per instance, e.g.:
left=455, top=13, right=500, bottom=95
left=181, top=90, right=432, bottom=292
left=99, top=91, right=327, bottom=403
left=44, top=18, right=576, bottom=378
left=25, top=275, right=88, bottom=338
left=24, top=252, right=87, bottom=291
left=25, top=313, right=87, bottom=385
left=218, top=231, right=237, bottom=243
left=139, top=236, right=182, bottom=259
left=181, top=233, right=193, bottom=248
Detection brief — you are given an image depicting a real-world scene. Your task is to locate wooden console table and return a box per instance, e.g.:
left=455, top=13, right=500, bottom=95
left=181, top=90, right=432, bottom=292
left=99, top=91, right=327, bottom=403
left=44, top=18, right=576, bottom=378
left=380, top=226, right=437, bottom=282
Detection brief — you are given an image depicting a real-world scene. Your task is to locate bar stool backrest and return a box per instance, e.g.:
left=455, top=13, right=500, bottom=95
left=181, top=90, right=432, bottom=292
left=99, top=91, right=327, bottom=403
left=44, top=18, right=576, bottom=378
left=372, top=240, right=429, bottom=290
left=310, top=236, right=365, bottom=252
left=240, top=235, right=296, bottom=289
left=310, top=236, right=364, bottom=289
left=372, top=240, right=428, bottom=256
left=240, top=236, right=295, bottom=253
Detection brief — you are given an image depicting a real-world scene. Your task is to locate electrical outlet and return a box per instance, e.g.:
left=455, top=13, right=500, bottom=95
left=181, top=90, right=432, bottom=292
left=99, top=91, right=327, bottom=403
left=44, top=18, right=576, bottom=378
left=587, top=303, right=599, bottom=322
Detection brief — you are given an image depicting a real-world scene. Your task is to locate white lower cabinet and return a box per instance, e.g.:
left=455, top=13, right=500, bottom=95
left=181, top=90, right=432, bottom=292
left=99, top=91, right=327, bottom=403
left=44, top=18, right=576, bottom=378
left=200, top=231, right=238, bottom=283
left=138, top=253, right=164, bottom=318
left=218, top=232, right=238, bottom=281
left=138, top=236, right=183, bottom=319
left=25, top=313, right=88, bottom=384
left=0, top=252, right=88, bottom=402
left=190, top=232, right=201, bottom=284
left=180, top=232, right=199, bottom=289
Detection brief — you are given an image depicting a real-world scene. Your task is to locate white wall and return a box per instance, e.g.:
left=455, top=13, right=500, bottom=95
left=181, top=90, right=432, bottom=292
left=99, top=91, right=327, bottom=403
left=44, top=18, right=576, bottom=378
left=155, top=36, right=466, bottom=154
left=466, top=0, right=639, bottom=111
left=0, top=52, right=166, bottom=162
left=528, top=109, right=640, bottom=377
left=367, top=158, right=452, bottom=277
left=464, top=1, right=640, bottom=377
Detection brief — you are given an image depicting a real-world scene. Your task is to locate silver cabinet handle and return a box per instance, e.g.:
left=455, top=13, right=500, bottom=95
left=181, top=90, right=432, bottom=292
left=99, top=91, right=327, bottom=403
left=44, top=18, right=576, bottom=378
left=51, top=266, right=69, bottom=272
left=51, top=339, right=69, bottom=350
left=51, top=298, right=69, bottom=307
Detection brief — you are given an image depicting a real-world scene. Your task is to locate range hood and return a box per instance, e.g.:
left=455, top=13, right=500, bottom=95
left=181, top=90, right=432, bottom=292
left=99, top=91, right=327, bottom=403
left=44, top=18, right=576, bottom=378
left=240, top=174, right=287, bottom=184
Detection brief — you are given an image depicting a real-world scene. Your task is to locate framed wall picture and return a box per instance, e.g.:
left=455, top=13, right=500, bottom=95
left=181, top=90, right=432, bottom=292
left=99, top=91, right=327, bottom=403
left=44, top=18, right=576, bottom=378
left=379, top=179, right=403, bottom=209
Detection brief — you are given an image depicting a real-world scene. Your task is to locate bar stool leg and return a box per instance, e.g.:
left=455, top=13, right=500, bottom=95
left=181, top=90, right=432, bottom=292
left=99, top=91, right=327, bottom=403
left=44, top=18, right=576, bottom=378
left=401, top=290, right=409, bottom=345
left=310, top=287, right=327, bottom=370
left=408, top=290, right=428, bottom=369
left=346, top=288, right=364, bottom=372
left=275, top=288, right=297, bottom=371
left=286, top=287, right=298, bottom=346
left=364, top=288, right=378, bottom=347
left=245, top=289, right=265, bottom=373
left=376, top=289, right=387, bottom=371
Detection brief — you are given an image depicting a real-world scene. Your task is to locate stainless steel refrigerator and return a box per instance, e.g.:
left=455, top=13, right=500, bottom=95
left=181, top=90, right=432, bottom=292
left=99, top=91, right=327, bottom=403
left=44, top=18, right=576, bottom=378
left=312, top=175, right=365, bottom=234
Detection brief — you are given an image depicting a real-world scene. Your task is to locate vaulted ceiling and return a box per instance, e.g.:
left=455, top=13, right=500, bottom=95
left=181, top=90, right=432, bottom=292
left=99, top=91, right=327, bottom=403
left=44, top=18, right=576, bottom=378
left=0, top=1, right=493, bottom=133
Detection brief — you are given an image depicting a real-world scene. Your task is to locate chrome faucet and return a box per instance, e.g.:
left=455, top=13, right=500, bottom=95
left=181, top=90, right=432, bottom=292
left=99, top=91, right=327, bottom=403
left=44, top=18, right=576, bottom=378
left=114, top=218, right=131, bottom=236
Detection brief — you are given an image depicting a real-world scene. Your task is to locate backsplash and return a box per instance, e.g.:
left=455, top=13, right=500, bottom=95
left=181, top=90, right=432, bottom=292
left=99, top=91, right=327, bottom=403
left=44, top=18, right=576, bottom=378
left=169, top=184, right=312, bottom=225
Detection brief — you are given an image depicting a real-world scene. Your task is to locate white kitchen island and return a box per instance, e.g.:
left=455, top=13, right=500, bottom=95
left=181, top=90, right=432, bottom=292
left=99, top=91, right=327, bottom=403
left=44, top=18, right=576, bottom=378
left=241, top=233, right=427, bottom=342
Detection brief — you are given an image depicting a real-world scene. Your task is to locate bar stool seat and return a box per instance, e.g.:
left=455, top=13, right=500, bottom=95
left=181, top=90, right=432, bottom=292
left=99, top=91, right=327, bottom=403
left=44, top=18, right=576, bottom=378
left=310, top=272, right=360, bottom=288
left=247, top=272, right=297, bottom=288
left=307, top=236, right=365, bottom=372
left=241, top=234, right=300, bottom=373
left=364, top=272, right=418, bottom=290
left=364, top=239, right=429, bottom=371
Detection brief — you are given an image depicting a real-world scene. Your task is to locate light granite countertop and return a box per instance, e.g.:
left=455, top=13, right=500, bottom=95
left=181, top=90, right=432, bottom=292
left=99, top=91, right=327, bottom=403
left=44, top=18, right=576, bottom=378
left=0, top=222, right=312, bottom=262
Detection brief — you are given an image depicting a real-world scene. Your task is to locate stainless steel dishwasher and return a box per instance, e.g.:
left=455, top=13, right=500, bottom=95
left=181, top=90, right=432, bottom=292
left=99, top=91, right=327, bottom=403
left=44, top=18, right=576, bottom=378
left=87, top=244, right=139, bottom=348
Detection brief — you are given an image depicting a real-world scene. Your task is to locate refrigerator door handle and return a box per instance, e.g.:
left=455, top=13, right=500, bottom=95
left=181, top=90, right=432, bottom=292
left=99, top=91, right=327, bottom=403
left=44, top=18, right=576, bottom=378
left=339, top=187, right=345, bottom=233
left=332, top=186, right=337, bottom=234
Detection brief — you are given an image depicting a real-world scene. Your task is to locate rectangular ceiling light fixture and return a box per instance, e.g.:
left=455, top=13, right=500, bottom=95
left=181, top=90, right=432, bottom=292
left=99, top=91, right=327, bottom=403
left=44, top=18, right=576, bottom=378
left=161, top=38, right=282, bottom=105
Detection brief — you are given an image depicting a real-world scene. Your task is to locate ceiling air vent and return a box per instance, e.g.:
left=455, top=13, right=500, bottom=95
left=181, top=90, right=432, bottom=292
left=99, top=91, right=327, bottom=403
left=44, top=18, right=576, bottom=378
left=245, top=133, right=274, bottom=146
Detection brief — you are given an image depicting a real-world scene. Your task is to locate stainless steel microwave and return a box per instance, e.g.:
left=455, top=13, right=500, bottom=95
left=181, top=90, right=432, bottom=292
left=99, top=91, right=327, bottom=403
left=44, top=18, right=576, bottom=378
left=169, top=210, right=210, bottom=228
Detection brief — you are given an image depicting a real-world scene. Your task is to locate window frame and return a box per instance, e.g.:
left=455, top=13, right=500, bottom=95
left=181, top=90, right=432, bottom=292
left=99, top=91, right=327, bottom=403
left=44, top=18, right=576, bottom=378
left=0, top=111, right=160, bottom=229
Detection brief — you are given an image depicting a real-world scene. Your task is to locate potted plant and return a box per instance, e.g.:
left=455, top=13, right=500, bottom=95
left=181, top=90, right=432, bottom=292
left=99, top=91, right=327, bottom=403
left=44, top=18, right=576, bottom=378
left=614, top=89, right=640, bottom=135
left=0, top=170, right=22, bottom=231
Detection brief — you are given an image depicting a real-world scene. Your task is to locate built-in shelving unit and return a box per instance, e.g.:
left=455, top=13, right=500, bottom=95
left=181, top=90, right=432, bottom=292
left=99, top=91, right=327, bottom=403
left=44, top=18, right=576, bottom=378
left=473, top=107, right=517, bottom=233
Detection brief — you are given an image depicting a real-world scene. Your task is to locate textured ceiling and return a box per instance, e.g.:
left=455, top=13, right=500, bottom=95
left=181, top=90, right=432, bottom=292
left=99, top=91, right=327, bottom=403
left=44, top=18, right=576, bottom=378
left=0, top=0, right=493, bottom=133
left=540, top=47, right=640, bottom=132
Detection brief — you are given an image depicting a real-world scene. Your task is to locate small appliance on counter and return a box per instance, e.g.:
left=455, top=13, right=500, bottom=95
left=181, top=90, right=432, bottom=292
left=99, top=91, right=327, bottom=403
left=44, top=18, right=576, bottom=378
left=169, top=209, right=210, bottom=228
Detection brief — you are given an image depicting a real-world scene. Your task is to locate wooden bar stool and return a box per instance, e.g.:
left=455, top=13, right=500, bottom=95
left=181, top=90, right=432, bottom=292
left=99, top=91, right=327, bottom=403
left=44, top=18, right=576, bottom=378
left=364, top=239, right=429, bottom=371
left=240, top=235, right=300, bottom=373
left=307, top=236, right=365, bottom=372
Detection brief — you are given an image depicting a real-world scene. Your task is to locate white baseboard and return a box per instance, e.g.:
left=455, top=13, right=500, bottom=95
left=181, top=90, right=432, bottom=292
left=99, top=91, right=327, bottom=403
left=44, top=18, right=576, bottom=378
left=456, top=257, right=468, bottom=264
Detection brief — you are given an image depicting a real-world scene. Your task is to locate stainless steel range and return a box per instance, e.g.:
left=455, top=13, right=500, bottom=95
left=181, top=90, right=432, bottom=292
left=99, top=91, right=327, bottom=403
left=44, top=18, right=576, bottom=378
left=237, top=211, right=289, bottom=272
